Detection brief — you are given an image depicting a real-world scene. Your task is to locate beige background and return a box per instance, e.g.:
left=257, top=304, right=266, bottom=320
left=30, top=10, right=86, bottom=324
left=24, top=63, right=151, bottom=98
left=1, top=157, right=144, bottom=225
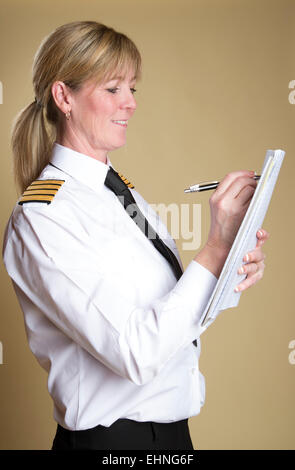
left=0, top=0, right=294, bottom=450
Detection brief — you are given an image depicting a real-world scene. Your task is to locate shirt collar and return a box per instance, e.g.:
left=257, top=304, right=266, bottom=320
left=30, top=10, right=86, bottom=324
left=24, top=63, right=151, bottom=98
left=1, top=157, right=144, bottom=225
left=49, top=143, right=113, bottom=193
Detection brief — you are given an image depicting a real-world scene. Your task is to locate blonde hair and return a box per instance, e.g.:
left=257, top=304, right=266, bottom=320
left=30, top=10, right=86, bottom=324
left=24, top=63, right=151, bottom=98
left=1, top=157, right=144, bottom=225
left=11, top=21, right=142, bottom=195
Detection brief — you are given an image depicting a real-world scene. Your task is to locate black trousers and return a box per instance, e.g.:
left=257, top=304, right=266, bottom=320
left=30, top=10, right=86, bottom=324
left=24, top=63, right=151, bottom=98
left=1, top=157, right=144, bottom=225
left=52, top=418, right=194, bottom=450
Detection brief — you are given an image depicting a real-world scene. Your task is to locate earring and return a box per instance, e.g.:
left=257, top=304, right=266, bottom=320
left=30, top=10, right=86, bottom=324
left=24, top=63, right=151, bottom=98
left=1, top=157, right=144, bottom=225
left=65, top=111, right=71, bottom=120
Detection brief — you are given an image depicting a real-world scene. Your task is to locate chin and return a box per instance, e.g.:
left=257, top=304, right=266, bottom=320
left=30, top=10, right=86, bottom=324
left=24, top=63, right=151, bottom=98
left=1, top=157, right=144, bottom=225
left=111, top=139, right=126, bottom=150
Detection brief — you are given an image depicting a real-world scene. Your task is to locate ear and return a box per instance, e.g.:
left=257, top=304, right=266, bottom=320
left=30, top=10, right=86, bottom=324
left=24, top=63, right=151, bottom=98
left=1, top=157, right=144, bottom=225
left=51, top=81, right=72, bottom=114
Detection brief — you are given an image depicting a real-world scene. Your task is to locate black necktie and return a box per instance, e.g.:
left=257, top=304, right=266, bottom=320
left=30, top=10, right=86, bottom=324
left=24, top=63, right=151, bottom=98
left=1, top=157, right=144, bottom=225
left=105, top=166, right=183, bottom=280
left=104, top=166, right=197, bottom=347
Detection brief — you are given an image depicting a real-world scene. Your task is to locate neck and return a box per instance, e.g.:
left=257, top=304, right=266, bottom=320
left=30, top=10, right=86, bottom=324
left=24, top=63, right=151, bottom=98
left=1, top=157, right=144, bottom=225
left=56, top=130, right=108, bottom=164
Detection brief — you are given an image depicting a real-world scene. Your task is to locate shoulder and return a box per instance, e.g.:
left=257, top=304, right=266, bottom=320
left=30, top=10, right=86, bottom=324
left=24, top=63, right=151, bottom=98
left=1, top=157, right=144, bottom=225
left=9, top=164, right=78, bottom=239
left=4, top=167, right=82, bottom=262
left=18, top=177, right=65, bottom=206
left=18, top=165, right=68, bottom=208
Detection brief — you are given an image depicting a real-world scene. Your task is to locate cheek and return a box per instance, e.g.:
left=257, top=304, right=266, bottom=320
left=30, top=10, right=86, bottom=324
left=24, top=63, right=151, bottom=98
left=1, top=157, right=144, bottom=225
left=73, top=93, right=117, bottom=135
left=90, top=101, right=115, bottom=129
left=93, top=94, right=115, bottom=115
left=78, top=104, right=105, bottom=132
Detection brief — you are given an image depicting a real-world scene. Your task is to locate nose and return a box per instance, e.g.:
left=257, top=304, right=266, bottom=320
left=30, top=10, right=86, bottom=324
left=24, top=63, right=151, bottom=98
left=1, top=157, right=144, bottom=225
left=120, top=89, right=137, bottom=113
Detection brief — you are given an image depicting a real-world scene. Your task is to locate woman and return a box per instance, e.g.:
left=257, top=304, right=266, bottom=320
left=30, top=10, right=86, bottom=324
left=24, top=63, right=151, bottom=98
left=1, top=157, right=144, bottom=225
left=2, top=21, right=268, bottom=450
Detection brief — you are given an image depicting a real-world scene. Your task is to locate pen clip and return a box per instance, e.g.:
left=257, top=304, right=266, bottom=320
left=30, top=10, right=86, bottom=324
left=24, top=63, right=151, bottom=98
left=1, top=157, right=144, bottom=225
left=190, top=181, right=219, bottom=190
left=197, top=180, right=219, bottom=187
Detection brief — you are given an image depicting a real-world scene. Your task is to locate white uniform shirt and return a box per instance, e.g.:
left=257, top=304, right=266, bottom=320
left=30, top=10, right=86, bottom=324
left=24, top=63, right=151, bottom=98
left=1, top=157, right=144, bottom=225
left=2, top=143, right=217, bottom=431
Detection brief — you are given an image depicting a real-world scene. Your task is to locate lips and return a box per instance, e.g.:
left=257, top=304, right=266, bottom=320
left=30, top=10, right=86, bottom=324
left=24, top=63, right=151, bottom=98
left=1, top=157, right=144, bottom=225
left=112, top=120, right=128, bottom=127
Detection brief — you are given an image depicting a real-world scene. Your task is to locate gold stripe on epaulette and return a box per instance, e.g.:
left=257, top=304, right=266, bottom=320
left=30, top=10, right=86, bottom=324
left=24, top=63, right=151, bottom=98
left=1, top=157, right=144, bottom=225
left=25, top=184, right=62, bottom=191
left=118, top=172, right=135, bottom=189
left=23, top=189, right=60, bottom=196
left=18, top=179, right=65, bottom=205
left=30, top=179, right=65, bottom=185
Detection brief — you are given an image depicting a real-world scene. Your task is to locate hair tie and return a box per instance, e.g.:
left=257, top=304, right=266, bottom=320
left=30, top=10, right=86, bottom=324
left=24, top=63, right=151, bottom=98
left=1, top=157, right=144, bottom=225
left=34, top=97, right=44, bottom=108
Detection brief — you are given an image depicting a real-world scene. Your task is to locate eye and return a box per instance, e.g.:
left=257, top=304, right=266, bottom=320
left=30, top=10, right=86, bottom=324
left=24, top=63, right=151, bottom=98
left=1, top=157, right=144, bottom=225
left=130, top=88, right=137, bottom=94
left=107, top=88, right=119, bottom=94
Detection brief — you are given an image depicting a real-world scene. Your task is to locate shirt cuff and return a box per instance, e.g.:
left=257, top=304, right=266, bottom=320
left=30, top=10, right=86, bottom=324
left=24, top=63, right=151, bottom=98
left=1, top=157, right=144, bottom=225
left=172, top=260, right=218, bottom=325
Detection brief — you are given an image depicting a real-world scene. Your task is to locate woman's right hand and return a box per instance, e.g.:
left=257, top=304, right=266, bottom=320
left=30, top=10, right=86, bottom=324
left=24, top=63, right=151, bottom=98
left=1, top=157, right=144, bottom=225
left=206, top=170, right=258, bottom=252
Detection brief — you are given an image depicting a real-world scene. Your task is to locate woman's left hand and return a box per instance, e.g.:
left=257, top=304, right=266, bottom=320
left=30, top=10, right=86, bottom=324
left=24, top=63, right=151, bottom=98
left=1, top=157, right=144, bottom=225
left=234, top=228, right=270, bottom=292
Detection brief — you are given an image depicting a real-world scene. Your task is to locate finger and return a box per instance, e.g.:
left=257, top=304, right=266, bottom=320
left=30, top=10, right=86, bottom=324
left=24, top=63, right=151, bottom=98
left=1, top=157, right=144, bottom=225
left=235, top=266, right=264, bottom=292
left=256, top=228, right=270, bottom=240
left=219, top=176, right=257, bottom=213
left=256, top=238, right=265, bottom=248
left=243, top=247, right=266, bottom=264
left=238, top=258, right=265, bottom=276
left=237, top=262, right=260, bottom=276
left=215, top=177, right=257, bottom=216
left=214, top=170, right=255, bottom=198
left=256, top=229, right=270, bottom=248
left=235, top=183, right=256, bottom=207
left=230, top=175, right=258, bottom=200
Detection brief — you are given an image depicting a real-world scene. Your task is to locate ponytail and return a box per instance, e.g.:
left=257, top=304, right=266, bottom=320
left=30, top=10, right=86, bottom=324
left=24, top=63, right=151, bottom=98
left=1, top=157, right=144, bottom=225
left=11, top=99, right=55, bottom=196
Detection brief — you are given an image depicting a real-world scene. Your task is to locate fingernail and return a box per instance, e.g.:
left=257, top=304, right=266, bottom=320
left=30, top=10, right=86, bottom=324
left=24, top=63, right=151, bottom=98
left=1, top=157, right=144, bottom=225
left=244, top=254, right=249, bottom=262
left=258, top=230, right=263, bottom=237
left=234, top=286, right=240, bottom=292
left=238, top=266, right=244, bottom=274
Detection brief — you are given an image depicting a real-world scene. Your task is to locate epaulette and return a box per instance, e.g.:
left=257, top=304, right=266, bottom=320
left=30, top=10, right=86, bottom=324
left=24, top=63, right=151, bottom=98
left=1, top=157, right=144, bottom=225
left=18, top=179, right=65, bottom=205
left=117, top=172, right=134, bottom=189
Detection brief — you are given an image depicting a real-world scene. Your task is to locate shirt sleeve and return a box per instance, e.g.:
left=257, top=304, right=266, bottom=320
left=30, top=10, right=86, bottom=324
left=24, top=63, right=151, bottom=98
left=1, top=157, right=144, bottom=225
left=3, top=204, right=217, bottom=386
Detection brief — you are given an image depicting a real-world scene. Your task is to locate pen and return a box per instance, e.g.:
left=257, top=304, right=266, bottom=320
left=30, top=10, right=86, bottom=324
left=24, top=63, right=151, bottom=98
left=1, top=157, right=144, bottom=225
left=184, top=175, right=261, bottom=193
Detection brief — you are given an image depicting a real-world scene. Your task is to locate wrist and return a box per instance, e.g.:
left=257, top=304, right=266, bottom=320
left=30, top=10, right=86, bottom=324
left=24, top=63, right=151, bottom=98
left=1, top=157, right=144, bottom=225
left=194, top=243, right=230, bottom=279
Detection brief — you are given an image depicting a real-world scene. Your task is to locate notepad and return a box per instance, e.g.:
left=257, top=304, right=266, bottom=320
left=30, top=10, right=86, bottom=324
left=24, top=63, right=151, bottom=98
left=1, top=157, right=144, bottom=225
left=200, top=149, right=285, bottom=328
